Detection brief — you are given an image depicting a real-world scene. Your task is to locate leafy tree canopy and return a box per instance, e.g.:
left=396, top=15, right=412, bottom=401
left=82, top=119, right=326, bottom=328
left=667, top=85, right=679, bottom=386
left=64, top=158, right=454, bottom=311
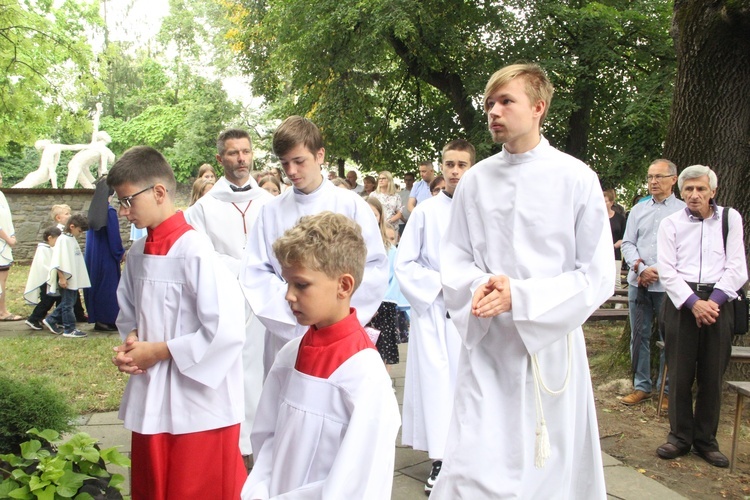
left=222, top=0, right=675, bottom=186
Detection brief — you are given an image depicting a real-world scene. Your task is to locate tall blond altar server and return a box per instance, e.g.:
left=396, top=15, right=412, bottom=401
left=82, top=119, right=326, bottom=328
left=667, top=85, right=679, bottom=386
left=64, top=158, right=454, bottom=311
left=432, top=63, right=613, bottom=499
left=395, top=138, right=474, bottom=494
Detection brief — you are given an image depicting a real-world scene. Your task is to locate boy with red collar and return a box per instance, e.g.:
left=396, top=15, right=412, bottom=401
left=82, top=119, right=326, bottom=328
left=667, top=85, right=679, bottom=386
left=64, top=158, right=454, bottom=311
left=109, top=146, right=246, bottom=499
left=243, top=212, right=400, bottom=499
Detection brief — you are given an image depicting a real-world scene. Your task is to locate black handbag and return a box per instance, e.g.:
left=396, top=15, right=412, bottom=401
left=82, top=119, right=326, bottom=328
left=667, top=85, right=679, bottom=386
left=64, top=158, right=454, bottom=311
left=722, top=207, right=749, bottom=335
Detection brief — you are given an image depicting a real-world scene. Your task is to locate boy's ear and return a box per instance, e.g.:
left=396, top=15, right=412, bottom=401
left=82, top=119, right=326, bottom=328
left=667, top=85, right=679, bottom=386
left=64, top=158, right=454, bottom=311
left=153, top=183, right=169, bottom=203
left=338, top=273, right=355, bottom=299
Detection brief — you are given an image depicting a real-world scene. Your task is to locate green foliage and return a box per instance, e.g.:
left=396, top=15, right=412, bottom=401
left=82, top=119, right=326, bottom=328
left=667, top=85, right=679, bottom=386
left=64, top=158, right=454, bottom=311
left=223, top=0, right=675, bottom=183
left=0, top=375, right=74, bottom=455
left=0, top=429, right=129, bottom=499
left=0, top=0, right=102, bottom=154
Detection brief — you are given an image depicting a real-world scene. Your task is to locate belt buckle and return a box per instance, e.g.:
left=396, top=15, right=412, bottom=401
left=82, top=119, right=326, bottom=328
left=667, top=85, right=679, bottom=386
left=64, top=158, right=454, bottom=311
left=696, top=283, right=711, bottom=292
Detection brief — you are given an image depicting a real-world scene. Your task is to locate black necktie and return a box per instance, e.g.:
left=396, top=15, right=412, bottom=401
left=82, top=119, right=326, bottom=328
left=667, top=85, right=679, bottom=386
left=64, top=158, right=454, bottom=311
left=230, top=184, right=252, bottom=192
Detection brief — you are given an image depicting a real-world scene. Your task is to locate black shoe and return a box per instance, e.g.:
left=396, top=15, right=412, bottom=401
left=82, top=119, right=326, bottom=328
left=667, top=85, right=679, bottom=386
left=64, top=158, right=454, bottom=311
left=656, top=442, right=690, bottom=460
left=694, top=448, right=729, bottom=468
left=25, top=319, right=43, bottom=331
left=94, top=322, right=118, bottom=332
left=424, top=460, right=442, bottom=495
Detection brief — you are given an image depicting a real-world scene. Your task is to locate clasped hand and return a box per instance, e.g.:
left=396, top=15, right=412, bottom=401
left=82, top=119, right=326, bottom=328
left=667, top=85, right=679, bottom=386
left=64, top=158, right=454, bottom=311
left=112, top=330, right=167, bottom=375
left=472, top=275, right=512, bottom=318
left=692, top=299, right=720, bottom=327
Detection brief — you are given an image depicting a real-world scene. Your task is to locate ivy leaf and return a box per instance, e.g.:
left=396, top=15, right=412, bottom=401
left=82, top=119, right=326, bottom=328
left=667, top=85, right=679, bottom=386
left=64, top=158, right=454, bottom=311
left=6, top=483, right=31, bottom=499
left=0, top=480, right=21, bottom=497
left=27, top=429, right=60, bottom=445
left=27, top=475, right=51, bottom=492
left=19, top=441, right=42, bottom=460
left=107, top=474, right=126, bottom=490
left=55, top=471, right=92, bottom=498
left=99, top=448, right=130, bottom=468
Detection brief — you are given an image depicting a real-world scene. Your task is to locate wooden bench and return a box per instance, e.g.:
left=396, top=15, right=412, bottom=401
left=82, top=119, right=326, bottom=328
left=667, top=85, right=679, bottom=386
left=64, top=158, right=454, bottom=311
left=727, top=381, right=750, bottom=473
left=586, top=308, right=629, bottom=321
left=605, top=295, right=629, bottom=305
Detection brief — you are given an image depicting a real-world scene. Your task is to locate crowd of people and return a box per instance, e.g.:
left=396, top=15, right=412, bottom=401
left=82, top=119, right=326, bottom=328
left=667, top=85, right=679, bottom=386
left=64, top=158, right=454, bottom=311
left=0, top=61, right=746, bottom=499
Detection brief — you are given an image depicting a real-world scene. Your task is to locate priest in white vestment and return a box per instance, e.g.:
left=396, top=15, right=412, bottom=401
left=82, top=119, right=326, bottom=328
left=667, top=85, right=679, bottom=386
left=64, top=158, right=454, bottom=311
left=185, top=129, right=273, bottom=460
left=240, top=116, right=388, bottom=375
left=395, top=139, right=474, bottom=494
left=432, top=64, right=612, bottom=499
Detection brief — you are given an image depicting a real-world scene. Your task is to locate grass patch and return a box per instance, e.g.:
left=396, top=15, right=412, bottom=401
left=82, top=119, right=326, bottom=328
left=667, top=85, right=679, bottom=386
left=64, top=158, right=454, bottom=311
left=3, top=263, right=33, bottom=317
left=0, top=336, right=127, bottom=414
left=584, top=321, right=630, bottom=379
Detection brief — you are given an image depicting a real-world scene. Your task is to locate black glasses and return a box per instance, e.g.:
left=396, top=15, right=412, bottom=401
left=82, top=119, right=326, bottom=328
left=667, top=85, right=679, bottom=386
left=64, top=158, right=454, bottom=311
left=117, top=185, right=154, bottom=209
left=647, top=174, right=675, bottom=181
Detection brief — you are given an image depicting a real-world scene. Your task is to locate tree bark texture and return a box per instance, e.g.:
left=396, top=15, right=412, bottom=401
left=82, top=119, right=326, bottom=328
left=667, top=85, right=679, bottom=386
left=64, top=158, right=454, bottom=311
left=664, top=1, right=750, bottom=261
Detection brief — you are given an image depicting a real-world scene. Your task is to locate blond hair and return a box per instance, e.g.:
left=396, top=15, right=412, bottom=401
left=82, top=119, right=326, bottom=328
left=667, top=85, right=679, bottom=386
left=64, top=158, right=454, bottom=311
left=366, top=196, right=391, bottom=250
left=377, top=170, right=397, bottom=195
left=190, top=178, right=215, bottom=206
left=50, top=204, right=71, bottom=222
left=484, top=63, right=554, bottom=127
left=273, top=212, right=366, bottom=290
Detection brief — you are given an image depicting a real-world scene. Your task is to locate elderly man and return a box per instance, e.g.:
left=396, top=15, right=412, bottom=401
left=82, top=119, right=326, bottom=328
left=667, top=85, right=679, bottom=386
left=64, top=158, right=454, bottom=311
left=620, top=159, right=686, bottom=407
left=655, top=165, right=747, bottom=467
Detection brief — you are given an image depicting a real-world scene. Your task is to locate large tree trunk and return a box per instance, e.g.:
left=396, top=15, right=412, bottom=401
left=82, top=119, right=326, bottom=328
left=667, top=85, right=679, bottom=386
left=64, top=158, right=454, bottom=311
left=663, top=0, right=750, bottom=366
left=663, top=1, right=750, bottom=258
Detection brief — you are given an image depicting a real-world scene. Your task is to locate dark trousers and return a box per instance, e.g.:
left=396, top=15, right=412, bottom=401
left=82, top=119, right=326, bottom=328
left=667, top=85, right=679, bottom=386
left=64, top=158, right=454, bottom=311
left=28, top=283, right=60, bottom=322
left=663, top=293, right=733, bottom=452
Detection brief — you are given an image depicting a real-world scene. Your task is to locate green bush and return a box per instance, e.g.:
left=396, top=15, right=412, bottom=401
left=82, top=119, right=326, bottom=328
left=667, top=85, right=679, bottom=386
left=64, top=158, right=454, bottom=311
left=0, top=428, right=129, bottom=499
left=0, top=375, right=75, bottom=454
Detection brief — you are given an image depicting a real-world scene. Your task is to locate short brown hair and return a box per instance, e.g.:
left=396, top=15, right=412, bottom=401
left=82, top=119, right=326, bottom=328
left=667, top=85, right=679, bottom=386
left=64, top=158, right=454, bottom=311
left=603, top=188, right=616, bottom=204
left=273, top=212, right=366, bottom=290
left=107, top=146, right=177, bottom=196
left=442, top=139, right=476, bottom=165
left=197, top=163, right=216, bottom=178
left=484, top=63, right=554, bottom=127
left=273, top=116, right=324, bottom=158
left=65, top=213, right=89, bottom=232
left=217, top=129, right=252, bottom=156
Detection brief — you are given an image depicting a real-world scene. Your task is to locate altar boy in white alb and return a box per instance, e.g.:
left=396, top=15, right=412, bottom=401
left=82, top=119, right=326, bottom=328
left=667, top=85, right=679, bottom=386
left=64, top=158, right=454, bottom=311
left=395, top=138, right=474, bottom=494
left=109, top=147, right=246, bottom=499
left=243, top=212, right=400, bottom=499
left=240, top=116, right=388, bottom=375
left=432, top=64, right=612, bottom=499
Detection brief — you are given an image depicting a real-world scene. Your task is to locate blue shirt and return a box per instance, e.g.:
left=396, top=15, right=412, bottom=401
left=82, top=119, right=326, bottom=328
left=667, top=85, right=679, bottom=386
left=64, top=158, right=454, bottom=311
left=621, top=194, right=686, bottom=291
left=409, top=180, right=431, bottom=206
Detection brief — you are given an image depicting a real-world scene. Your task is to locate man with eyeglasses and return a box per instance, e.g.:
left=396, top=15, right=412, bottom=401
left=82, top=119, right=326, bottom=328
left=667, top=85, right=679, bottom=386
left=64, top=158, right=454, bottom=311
left=185, top=128, right=273, bottom=472
left=620, top=159, right=686, bottom=408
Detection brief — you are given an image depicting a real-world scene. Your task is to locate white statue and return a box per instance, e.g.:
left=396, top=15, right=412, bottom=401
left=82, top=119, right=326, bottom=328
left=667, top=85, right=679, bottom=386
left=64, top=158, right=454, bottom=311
left=64, top=131, right=115, bottom=189
left=13, top=103, right=114, bottom=189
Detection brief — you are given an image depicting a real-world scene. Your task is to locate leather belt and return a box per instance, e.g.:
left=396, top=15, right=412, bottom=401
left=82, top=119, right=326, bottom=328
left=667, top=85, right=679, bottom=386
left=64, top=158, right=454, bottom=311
left=687, top=282, right=715, bottom=293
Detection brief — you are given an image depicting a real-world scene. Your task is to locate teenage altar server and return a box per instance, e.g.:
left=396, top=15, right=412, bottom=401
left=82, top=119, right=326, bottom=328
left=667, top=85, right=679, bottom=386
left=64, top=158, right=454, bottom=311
left=242, top=212, right=400, bottom=499
left=395, top=138, right=474, bottom=494
left=110, top=147, right=246, bottom=499
left=240, top=116, right=388, bottom=375
left=186, top=129, right=273, bottom=468
left=432, top=64, right=613, bottom=499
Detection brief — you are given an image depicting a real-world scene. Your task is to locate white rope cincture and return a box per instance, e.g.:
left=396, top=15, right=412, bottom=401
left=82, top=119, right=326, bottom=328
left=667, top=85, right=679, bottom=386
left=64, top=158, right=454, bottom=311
left=531, top=332, right=573, bottom=468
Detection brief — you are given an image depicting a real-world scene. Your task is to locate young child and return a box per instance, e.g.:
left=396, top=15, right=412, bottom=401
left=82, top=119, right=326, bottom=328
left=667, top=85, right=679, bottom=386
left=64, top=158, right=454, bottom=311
left=365, top=197, right=401, bottom=371
left=109, top=146, right=246, bottom=499
left=395, top=138, right=474, bottom=493
left=242, top=212, right=400, bottom=499
left=43, top=214, right=90, bottom=338
left=50, top=204, right=71, bottom=230
left=24, top=226, right=62, bottom=330
left=240, top=115, right=388, bottom=377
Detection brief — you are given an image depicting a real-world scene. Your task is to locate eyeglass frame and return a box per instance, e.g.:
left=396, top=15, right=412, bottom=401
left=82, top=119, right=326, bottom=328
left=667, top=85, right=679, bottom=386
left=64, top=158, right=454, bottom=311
left=646, top=174, right=676, bottom=181
left=116, top=185, right=155, bottom=209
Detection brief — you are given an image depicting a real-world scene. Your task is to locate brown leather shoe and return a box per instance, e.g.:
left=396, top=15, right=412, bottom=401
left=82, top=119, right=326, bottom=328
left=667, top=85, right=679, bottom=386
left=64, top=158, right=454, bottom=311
left=621, top=390, right=652, bottom=405
left=660, top=395, right=668, bottom=412
left=657, top=442, right=690, bottom=459
left=694, top=449, right=729, bottom=468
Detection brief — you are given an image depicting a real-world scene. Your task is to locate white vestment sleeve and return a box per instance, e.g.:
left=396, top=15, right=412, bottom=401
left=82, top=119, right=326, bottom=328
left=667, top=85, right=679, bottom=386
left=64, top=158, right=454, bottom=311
left=395, top=207, right=442, bottom=315
left=166, top=247, right=246, bottom=389
left=240, top=208, right=299, bottom=340
left=509, top=175, right=614, bottom=354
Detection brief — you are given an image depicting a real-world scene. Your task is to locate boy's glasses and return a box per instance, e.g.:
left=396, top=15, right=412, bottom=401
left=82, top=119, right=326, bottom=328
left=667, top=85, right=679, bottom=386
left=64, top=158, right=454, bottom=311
left=117, top=185, right=154, bottom=209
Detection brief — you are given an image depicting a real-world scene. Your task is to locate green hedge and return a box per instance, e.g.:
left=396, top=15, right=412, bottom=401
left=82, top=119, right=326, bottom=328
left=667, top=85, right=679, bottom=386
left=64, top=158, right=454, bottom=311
left=0, top=374, right=75, bottom=453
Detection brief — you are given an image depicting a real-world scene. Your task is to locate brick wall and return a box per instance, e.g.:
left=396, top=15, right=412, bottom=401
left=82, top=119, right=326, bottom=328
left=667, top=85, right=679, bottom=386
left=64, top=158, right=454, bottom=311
left=1, top=186, right=191, bottom=263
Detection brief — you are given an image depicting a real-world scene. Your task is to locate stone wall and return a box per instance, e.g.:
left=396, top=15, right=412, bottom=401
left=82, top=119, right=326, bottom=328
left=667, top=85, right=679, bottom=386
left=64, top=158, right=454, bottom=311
left=1, top=186, right=191, bottom=263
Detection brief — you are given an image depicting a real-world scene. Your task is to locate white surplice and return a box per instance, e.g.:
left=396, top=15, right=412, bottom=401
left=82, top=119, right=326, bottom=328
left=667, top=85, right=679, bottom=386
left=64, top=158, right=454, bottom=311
left=186, top=176, right=273, bottom=455
left=433, top=138, right=613, bottom=499
left=117, top=231, right=245, bottom=435
left=24, top=243, right=52, bottom=304
left=242, top=337, right=401, bottom=499
left=395, top=192, right=461, bottom=460
left=240, top=176, right=389, bottom=375
left=48, top=233, right=90, bottom=293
